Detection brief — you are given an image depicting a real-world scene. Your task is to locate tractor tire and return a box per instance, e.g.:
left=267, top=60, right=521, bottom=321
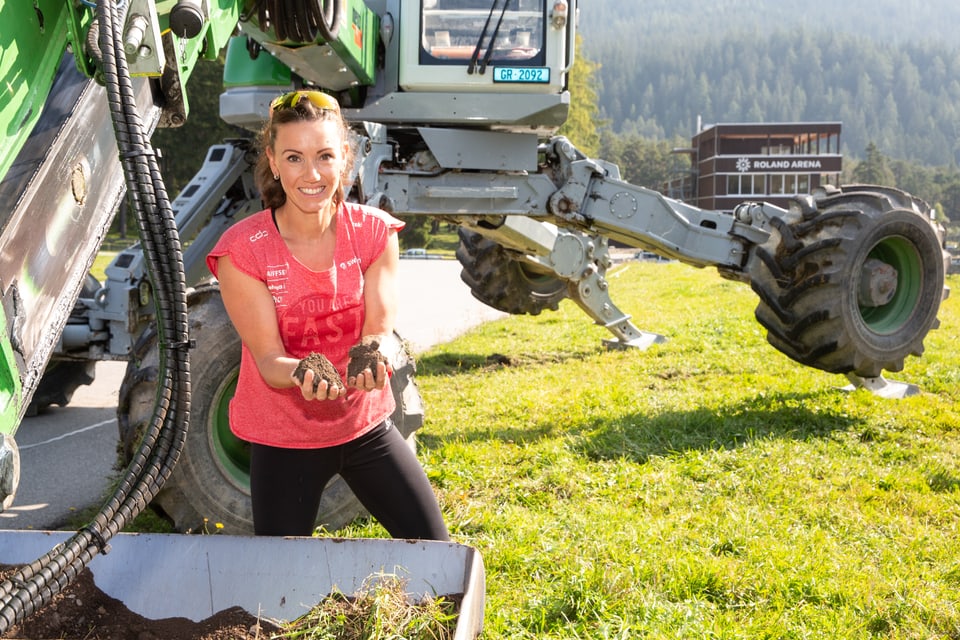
left=116, top=283, right=425, bottom=534
left=456, top=228, right=568, bottom=315
left=747, top=185, right=949, bottom=377
left=25, top=273, right=101, bottom=416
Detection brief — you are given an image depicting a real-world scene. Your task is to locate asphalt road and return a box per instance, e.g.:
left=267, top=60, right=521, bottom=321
left=2, top=259, right=506, bottom=531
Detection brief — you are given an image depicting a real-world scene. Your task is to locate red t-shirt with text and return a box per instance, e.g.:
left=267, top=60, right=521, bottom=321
left=206, top=203, right=404, bottom=448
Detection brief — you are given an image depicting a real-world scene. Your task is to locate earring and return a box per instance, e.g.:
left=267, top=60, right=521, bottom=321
left=273, top=174, right=279, bottom=181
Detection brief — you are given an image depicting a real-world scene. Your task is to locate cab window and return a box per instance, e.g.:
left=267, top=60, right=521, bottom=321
left=420, top=0, right=546, bottom=66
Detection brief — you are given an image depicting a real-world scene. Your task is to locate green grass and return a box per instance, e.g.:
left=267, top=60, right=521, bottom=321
left=91, top=252, right=116, bottom=282
left=425, top=229, right=460, bottom=254
left=81, top=256, right=960, bottom=637
left=343, top=262, right=960, bottom=639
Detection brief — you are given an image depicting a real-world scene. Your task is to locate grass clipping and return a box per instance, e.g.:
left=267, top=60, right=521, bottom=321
left=274, top=573, right=459, bottom=640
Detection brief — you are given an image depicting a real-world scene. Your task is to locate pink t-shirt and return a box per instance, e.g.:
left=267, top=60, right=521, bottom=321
left=206, top=203, right=404, bottom=448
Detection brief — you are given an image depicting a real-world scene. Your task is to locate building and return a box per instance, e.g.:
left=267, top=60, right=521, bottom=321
left=663, top=122, right=843, bottom=212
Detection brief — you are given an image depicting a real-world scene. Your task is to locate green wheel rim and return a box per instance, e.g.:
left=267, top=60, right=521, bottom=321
left=860, top=235, right=922, bottom=334
left=210, top=369, right=249, bottom=489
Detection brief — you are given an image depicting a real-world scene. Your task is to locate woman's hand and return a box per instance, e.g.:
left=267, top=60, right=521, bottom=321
left=347, top=361, right=393, bottom=391
left=291, top=368, right=346, bottom=401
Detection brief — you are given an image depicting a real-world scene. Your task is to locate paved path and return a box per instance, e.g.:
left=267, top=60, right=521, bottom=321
left=2, top=259, right=506, bottom=530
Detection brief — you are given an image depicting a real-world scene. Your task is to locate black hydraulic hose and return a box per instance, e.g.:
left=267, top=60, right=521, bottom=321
left=0, top=0, right=191, bottom=632
left=309, top=0, right=342, bottom=42
left=259, top=0, right=342, bottom=43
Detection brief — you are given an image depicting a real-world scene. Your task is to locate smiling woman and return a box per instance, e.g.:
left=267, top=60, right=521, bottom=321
left=205, top=90, right=450, bottom=541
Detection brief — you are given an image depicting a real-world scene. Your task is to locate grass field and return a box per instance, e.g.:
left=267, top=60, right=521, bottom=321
left=101, top=252, right=959, bottom=637
left=91, top=252, right=116, bottom=282
left=337, top=261, right=960, bottom=638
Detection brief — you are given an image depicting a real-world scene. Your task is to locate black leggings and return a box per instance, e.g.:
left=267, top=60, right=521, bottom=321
left=249, top=420, right=449, bottom=541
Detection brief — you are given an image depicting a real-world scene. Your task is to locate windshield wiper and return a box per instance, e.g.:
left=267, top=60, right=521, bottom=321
left=478, top=0, right=513, bottom=74
left=468, top=0, right=509, bottom=74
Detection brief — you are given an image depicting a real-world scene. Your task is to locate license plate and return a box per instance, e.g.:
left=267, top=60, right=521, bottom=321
left=492, top=67, right=551, bottom=83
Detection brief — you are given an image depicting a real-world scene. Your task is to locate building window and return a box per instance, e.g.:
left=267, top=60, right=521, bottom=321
left=726, top=173, right=766, bottom=195
left=761, top=143, right=792, bottom=155
left=770, top=174, right=813, bottom=195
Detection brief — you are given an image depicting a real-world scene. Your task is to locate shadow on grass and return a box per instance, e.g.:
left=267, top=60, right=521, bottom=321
left=419, top=389, right=864, bottom=464
left=571, top=391, right=865, bottom=463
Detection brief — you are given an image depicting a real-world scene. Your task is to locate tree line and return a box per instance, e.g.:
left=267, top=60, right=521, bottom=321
left=561, top=5, right=960, bottom=225
left=586, top=26, right=960, bottom=169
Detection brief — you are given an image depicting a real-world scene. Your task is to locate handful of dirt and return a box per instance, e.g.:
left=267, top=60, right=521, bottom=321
left=347, top=336, right=391, bottom=379
left=294, top=352, right=345, bottom=393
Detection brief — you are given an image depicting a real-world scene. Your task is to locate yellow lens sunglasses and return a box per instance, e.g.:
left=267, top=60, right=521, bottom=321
left=269, top=90, right=341, bottom=114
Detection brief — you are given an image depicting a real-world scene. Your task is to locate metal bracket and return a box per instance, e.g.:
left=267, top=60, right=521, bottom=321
left=124, top=0, right=165, bottom=77
left=841, top=373, right=920, bottom=399
left=548, top=230, right=666, bottom=350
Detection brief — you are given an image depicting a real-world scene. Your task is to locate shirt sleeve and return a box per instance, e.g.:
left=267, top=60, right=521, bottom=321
left=206, top=213, right=267, bottom=281
left=353, top=205, right=406, bottom=271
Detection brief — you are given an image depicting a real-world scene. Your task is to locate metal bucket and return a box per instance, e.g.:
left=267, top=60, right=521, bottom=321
left=0, top=530, right=484, bottom=639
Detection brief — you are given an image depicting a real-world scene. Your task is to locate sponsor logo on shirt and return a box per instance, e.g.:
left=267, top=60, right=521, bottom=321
left=266, top=263, right=289, bottom=307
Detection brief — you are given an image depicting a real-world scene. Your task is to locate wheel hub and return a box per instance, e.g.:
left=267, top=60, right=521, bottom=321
left=858, top=235, right=922, bottom=334
left=858, top=258, right=898, bottom=307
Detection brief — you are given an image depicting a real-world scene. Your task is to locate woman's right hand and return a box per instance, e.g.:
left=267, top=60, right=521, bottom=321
left=292, top=369, right=345, bottom=401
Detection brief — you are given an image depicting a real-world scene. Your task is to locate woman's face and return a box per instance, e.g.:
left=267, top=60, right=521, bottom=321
left=267, top=118, right=347, bottom=215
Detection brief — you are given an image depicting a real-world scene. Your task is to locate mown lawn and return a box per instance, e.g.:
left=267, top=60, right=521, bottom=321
left=342, top=261, right=960, bottom=639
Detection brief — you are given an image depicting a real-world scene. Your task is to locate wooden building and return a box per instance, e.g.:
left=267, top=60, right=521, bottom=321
left=663, top=122, right=843, bottom=211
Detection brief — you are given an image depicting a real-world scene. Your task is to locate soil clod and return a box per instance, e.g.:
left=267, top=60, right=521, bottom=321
left=347, top=336, right=390, bottom=379
left=293, top=352, right=344, bottom=392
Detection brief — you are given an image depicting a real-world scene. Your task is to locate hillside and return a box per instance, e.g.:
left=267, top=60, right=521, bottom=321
left=578, top=0, right=960, bottom=49
left=578, top=0, right=960, bottom=165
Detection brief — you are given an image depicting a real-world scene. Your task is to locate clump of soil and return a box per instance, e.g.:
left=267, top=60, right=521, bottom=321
left=293, top=352, right=344, bottom=393
left=347, top=336, right=390, bottom=379
left=0, top=566, right=280, bottom=639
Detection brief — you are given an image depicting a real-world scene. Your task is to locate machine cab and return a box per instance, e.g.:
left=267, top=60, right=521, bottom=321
left=399, top=0, right=572, bottom=95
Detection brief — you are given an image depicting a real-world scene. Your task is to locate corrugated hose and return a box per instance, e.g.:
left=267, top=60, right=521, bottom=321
left=0, top=0, right=192, bottom=630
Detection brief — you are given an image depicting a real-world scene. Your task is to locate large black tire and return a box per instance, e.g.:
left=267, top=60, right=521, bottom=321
left=747, top=185, right=949, bottom=377
left=117, top=283, right=424, bottom=534
left=25, top=273, right=101, bottom=416
left=456, top=228, right=568, bottom=315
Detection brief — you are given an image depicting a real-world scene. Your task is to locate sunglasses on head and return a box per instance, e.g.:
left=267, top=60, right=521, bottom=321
left=269, top=90, right=341, bottom=114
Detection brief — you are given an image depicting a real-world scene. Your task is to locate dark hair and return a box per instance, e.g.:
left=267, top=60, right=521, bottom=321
left=254, top=97, right=354, bottom=211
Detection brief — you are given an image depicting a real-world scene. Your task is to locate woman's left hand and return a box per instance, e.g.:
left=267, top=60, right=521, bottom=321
left=347, top=361, right=393, bottom=391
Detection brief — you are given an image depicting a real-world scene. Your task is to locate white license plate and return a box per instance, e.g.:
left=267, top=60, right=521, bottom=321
left=492, top=67, right=551, bottom=83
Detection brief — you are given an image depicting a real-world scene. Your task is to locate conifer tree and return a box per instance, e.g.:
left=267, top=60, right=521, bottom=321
left=557, top=36, right=603, bottom=158
left=852, top=142, right=895, bottom=186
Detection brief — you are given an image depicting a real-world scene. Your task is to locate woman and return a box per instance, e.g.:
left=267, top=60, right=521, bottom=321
left=206, top=90, right=449, bottom=540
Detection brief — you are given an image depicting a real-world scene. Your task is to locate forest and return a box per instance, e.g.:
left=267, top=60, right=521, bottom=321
left=575, top=0, right=960, bottom=224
